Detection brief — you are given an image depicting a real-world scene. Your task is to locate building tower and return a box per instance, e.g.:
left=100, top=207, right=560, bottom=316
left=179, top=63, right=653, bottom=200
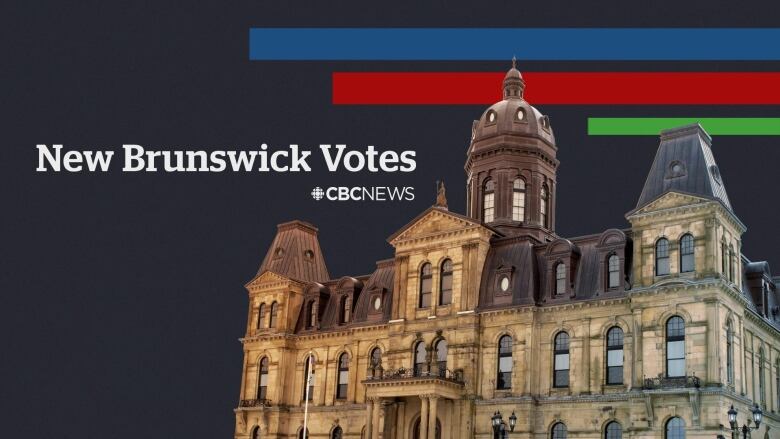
left=465, top=60, right=559, bottom=242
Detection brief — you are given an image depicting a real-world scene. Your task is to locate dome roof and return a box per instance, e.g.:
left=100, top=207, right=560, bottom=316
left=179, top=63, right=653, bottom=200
left=471, top=97, right=555, bottom=146
left=470, top=62, right=555, bottom=146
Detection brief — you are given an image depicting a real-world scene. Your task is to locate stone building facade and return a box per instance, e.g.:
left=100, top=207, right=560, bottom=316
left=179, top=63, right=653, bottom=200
left=233, top=65, right=780, bottom=439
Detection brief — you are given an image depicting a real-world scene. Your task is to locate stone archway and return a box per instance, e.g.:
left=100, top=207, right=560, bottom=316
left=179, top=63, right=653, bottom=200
left=412, top=417, right=441, bottom=439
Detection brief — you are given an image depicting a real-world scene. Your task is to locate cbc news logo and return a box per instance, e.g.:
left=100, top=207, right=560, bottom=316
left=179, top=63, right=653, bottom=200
left=311, top=186, right=414, bottom=202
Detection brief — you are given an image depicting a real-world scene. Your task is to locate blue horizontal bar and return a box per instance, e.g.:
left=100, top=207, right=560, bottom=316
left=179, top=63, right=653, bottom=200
left=249, top=28, right=780, bottom=61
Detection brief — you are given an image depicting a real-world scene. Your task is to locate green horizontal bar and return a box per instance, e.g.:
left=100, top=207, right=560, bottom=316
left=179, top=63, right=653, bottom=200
left=588, top=118, right=780, bottom=135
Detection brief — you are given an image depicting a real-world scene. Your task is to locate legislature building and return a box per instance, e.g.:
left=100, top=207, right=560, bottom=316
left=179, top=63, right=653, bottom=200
left=233, top=65, right=780, bottom=439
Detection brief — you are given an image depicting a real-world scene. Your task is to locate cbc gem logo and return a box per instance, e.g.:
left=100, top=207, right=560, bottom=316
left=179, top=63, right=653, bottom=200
left=311, top=186, right=414, bottom=201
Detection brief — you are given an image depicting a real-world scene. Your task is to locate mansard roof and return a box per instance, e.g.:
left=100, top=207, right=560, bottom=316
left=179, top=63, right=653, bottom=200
left=479, top=228, right=631, bottom=308
left=635, top=123, right=732, bottom=213
left=741, top=256, right=780, bottom=331
left=293, top=259, right=395, bottom=333
left=255, top=220, right=329, bottom=283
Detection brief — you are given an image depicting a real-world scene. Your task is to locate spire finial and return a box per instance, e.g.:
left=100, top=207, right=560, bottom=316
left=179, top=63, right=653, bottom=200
left=512, top=55, right=517, bottom=69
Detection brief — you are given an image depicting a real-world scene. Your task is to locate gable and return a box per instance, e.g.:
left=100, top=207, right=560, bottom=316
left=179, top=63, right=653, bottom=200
left=388, top=207, right=492, bottom=246
left=627, top=191, right=712, bottom=217
left=245, top=270, right=294, bottom=290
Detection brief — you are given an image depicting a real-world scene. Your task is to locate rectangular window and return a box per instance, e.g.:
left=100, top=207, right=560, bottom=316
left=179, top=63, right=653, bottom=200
left=337, top=370, right=348, bottom=399
left=512, top=192, right=525, bottom=222
left=667, top=340, right=685, bottom=377
left=440, top=274, right=452, bottom=305
left=498, top=357, right=512, bottom=389
left=607, top=350, right=624, bottom=385
left=484, top=193, right=495, bottom=222
left=420, top=276, right=431, bottom=307
left=554, top=353, right=569, bottom=387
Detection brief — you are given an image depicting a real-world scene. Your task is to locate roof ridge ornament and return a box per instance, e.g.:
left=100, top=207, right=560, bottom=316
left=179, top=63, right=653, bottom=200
left=435, top=180, right=448, bottom=210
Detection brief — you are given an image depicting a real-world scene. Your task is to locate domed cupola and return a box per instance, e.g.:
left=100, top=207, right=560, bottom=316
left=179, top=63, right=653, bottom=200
left=465, top=60, right=560, bottom=243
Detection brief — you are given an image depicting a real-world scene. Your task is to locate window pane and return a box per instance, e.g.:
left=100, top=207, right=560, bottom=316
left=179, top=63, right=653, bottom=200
left=555, top=353, right=569, bottom=370
left=554, top=370, right=569, bottom=387
left=667, top=340, right=685, bottom=359
left=608, top=350, right=624, bottom=367
left=606, top=422, right=622, bottom=439
left=499, top=356, right=513, bottom=372
left=681, top=254, right=694, bottom=273
left=607, top=366, right=623, bottom=385
left=668, top=358, right=685, bottom=377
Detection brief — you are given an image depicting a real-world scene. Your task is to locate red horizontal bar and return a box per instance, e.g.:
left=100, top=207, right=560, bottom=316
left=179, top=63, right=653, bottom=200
left=332, top=72, right=780, bottom=105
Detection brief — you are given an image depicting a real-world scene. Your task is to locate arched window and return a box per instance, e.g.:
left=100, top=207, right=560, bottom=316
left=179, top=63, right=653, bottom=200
left=306, top=301, right=316, bottom=329
left=251, top=426, right=260, bottom=439
left=665, top=417, right=685, bottom=439
left=269, top=302, right=278, bottom=328
left=413, top=341, right=427, bottom=376
left=551, top=422, right=567, bottom=439
left=605, top=421, right=622, bottom=439
left=607, top=254, right=620, bottom=289
left=302, top=355, right=314, bottom=401
left=483, top=179, right=495, bottom=222
left=540, top=184, right=549, bottom=228
left=439, top=259, right=453, bottom=306
left=666, top=316, right=685, bottom=377
left=728, top=244, right=735, bottom=282
left=553, top=332, right=570, bottom=388
left=726, top=320, right=734, bottom=385
left=680, top=234, right=695, bottom=273
left=257, top=303, right=266, bottom=329
left=419, top=263, right=432, bottom=308
left=258, top=357, right=269, bottom=399
left=336, top=353, right=349, bottom=399
left=759, top=347, right=766, bottom=407
left=298, top=428, right=309, bottom=439
left=435, top=339, right=448, bottom=376
left=339, top=295, right=350, bottom=324
left=555, top=262, right=566, bottom=295
left=331, top=426, right=343, bottom=439
left=497, top=335, right=513, bottom=389
left=370, top=347, right=382, bottom=368
left=721, top=241, right=728, bottom=275
left=656, top=238, right=670, bottom=276
left=606, top=327, right=624, bottom=385
left=775, top=360, right=780, bottom=409
left=512, top=178, right=526, bottom=222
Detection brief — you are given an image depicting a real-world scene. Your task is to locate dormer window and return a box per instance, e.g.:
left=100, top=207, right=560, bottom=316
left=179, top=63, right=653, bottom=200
left=515, top=108, right=526, bottom=121
left=555, top=262, right=566, bottom=295
left=304, top=249, right=314, bottom=260
left=306, top=301, right=316, bottom=329
left=486, top=110, right=497, bottom=124
left=339, top=295, right=350, bottom=324
left=483, top=180, right=495, bottom=223
left=512, top=178, right=526, bottom=222
left=607, top=254, right=620, bottom=289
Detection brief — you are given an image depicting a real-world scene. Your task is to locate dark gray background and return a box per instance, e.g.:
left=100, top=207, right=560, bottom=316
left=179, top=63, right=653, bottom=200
left=2, top=1, right=779, bottom=437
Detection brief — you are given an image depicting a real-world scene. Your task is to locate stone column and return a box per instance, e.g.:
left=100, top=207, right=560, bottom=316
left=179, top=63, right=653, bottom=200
left=632, top=309, right=643, bottom=388
left=419, top=396, right=429, bottom=439
left=366, top=398, right=375, bottom=439
left=372, top=397, right=382, bottom=439
left=427, top=396, right=439, bottom=439
left=706, top=299, right=720, bottom=385
left=581, top=317, right=591, bottom=394
left=395, top=400, right=406, bottom=439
